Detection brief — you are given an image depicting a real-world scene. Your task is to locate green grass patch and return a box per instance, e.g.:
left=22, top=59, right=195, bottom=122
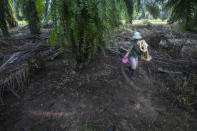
left=133, top=19, right=167, bottom=25
left=17, top=20, right=28, bottom=26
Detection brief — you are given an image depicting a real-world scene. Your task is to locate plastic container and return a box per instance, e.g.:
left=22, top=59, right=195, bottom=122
left=122, top=57, right=128, bottom=63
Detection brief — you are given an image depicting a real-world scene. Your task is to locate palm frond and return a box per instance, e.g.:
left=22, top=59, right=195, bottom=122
left=50, top=0, right=122, bottom=63
left=165, top=0, right=197, bottom=30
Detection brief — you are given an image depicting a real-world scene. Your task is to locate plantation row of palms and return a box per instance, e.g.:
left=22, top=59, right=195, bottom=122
left=0, top=0, right=197, bottom=63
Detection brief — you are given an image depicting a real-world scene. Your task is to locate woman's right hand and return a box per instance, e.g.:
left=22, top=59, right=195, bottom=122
left=124, top=52, right=129, bottom=58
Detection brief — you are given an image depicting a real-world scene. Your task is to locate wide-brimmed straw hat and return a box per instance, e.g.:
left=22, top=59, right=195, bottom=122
left=132, top=32, right=142, bottom=40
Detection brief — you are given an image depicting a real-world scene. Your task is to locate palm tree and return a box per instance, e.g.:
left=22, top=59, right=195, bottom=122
left=50, top=0, right=121, bottom=64
left=166, top=0, right=197, bottom=30
left=145, top=2, right=160, bottom=19
left=0, top=0, right=10, bottom=36
left=43, top=0, right=50, bottom=23
left=22, top=0, right=42, bottom=34
left=124, top=0, right=135, bottom=23
left=6, top=0, right=18, bottom=28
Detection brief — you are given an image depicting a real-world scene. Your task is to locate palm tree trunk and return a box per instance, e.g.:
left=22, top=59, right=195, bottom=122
left=0, top=17, right=9, bottom=36
left=124, top=0, right=134, bottom=23
left=24, top=0, right=41, bottom=34
left=5, top=0, right=18, bottom=28
left=0, top=0, right=9, bottom=36
left=44, top=0, right=49, bottom=17
left=6, top=11, right=18, bottom=28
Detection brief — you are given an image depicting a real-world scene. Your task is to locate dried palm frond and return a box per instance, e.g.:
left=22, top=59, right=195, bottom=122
left=0, top=64, right=29, bottom=100
left=0, top=45, right=60, bottom=104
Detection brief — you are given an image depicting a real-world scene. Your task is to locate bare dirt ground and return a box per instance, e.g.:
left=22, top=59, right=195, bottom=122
left=0, top=24, right=197, bottom=131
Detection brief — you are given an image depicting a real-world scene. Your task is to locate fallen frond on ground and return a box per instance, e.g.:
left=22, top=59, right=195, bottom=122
left=0, top=44, right=62, bottom=104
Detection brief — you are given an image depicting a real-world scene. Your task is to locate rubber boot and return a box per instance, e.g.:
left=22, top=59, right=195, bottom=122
left=130, top=69, right=135, bottom=80
left=106, top=123, right=114, bottom=131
